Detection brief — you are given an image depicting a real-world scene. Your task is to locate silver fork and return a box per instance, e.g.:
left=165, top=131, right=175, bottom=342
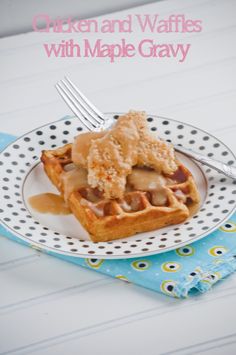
left=55, top=76, right=236, bottom=180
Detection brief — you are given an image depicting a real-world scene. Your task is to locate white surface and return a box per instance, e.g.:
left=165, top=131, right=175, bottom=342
left=0, top=0, right=154, bottom=37
left=0, top=0, right=236, bottom=354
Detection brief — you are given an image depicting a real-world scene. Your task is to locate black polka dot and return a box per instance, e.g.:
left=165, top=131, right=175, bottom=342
left=189, top=140, right=195, bottom=144
left=50, top=125, right=56, bottom=130
left=151, top=127, right=157, bottom=131
left=189, top=233, right=196, bottom=237
left=28, top=147, right=34, bottom=151
left=199, top=146, right=205, bottom=150
left=19, top=154, right=25, bottom=158
left=54, top=245, right=61, bottom=248
left=38, top=141, right=45, bottom=145
left=64, top=120, right=71, bottom=125
left=3, top=152, right=10, bottom=157
left=165, top=130, right=170, bottom=135
left=208, top=153, right=213, bottom=157
left=177, top=125, right=184, bottom=129
left=24, top=137, right=30, bottom=142
left=213, top=143, right=220, bottom=148
left=6, top=169, right=12, bottom=173
left=220, top=178, right=226, bottom=183
left=222, top=151, right=228, bottom=156
left=229, top=200, right=235, bottom=204
left=62, top=140, right=68, bottom=144
left=142, top=248, right=149, bottom=251
left=77, top=127, right=83, bottom=131
left=178, top=135, right=183, bottom=139
left=220, top=187, right=226, bottom=191
left=71, top=249, right=78, bottom=252
left=213, top=218, right=220, bottom=222
left=167, top=285, right=173, bottom=292
left=114, top=246, right=121, bottom=249
left=2, top=186, right=8, bottom=190
left=13, top=144, right=19, bottom=149
left=191, top=130, right=197, bottom=135
left=113, top=115, right=119, bottom=120
left=124, top=250, right=131, bottom=254
left=63, top=131, right=69, bottom=135
left=147, top=117, right=153, bottom=122
left=228, top=161, right=234, bottom=165
left=222, top=210, right=229, bottom=213
left=162, top=121, right=169, bottom=125
left=36, top=131, right=43, bottom=135
left=39, top=239, right=46, bottom=243
left=203, top=136, right=209, bottom=141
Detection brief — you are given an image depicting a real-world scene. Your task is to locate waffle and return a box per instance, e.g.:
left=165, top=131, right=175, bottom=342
left=41, top=144, right=200, bottom=242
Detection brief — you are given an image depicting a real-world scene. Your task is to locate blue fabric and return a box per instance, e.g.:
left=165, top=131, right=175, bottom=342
left=1, top=132, right=236, bottom=298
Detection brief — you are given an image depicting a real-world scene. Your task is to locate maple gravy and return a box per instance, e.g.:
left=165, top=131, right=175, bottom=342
left=28, top=193, right=71, bottom=215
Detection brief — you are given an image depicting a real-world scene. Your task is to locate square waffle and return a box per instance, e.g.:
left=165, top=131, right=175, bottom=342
left=41, top=144, right=200, bottom=242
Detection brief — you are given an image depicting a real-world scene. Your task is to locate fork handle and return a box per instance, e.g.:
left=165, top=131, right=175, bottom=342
left=175, top=145, right=236, bottom=180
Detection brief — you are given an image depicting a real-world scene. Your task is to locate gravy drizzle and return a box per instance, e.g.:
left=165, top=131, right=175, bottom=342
left=28, top=193, right=71, bottom=215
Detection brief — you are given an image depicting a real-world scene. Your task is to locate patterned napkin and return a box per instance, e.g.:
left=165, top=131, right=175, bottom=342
left=1, top=132, right=236, bottom=298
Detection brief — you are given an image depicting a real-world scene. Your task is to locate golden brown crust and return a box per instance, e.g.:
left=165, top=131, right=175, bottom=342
left=41, top=144, right=200, bottom=242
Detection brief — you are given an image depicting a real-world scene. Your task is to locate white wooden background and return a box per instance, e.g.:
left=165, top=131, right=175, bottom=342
left=1, top=0, right=236, bottom=354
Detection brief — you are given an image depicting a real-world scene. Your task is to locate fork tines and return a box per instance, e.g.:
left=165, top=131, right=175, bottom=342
left=55, top=76, right=105, bottom=131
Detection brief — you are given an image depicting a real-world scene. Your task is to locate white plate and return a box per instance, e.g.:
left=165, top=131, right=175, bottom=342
left=0, top=114, right=235, bottom=259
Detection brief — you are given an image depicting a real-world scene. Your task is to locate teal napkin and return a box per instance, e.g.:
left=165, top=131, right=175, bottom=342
left=1, top=132, right=236, bottom=298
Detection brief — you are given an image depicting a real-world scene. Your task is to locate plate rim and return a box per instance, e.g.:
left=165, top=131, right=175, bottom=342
left=0, top=113, right=235, bottom=259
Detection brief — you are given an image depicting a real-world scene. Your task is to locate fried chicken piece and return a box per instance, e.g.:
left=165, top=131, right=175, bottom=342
left=72, top=111, right=178, bottom=199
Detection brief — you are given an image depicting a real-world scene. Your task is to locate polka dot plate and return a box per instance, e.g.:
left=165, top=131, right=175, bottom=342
left=0, top=114, right=235, bottom=259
